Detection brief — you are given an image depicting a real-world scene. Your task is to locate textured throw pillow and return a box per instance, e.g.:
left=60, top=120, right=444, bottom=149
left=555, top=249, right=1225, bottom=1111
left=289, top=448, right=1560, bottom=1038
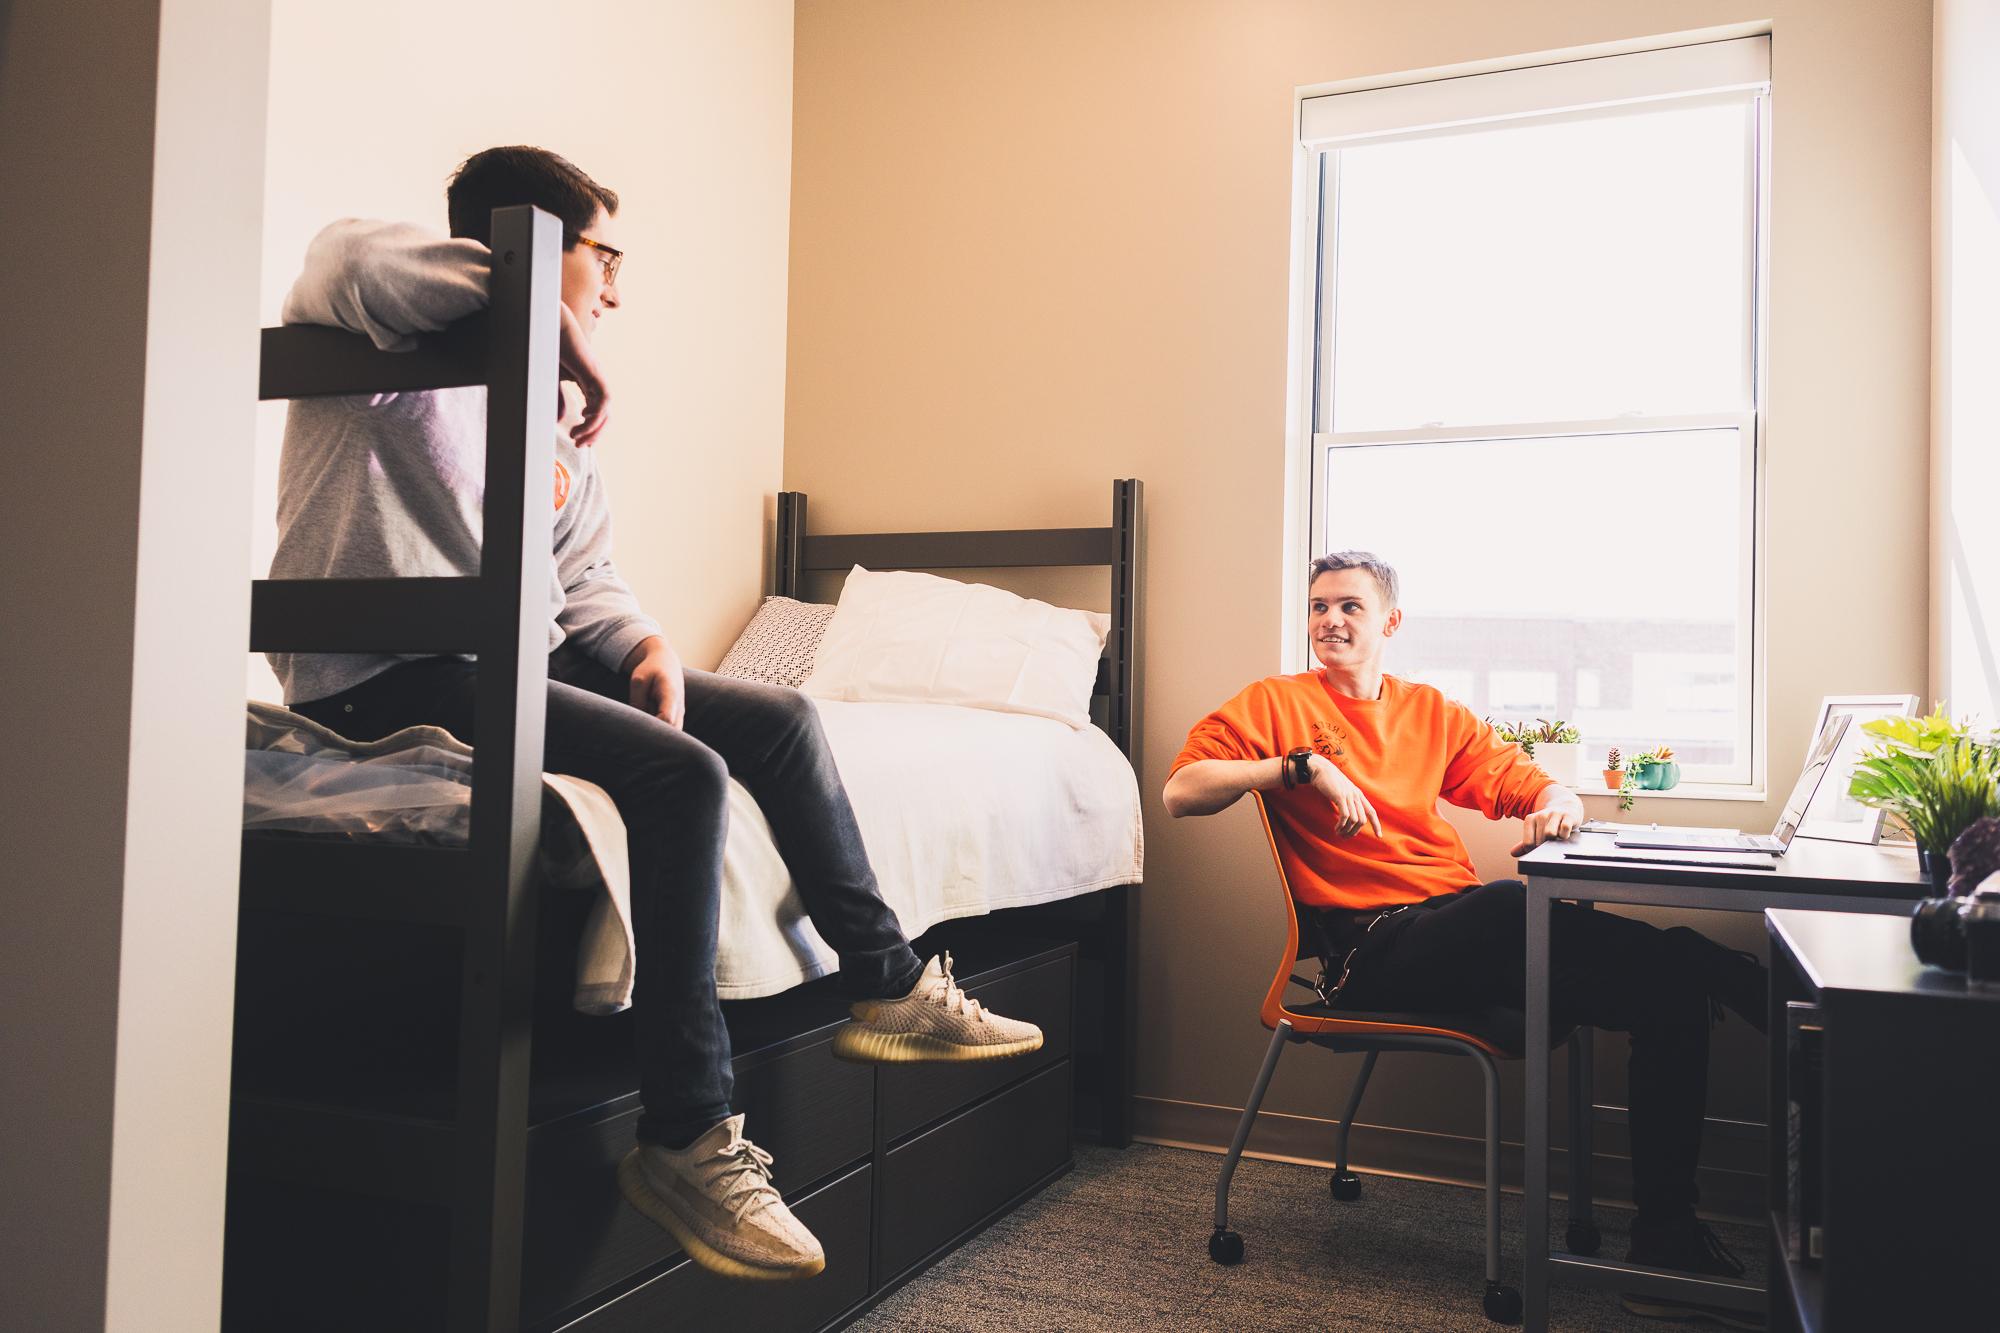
left=800, top=566, right=1111, bottom=729
left=715, top=596, right=838, bottom=688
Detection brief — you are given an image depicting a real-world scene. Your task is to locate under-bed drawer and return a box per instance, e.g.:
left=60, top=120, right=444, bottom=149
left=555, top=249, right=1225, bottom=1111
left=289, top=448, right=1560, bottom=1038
left=876, top=1058, right=1073, bottom=1282
left=544, top=1163, right=873, bottom=1333
left=877, top=953, right=1075, bottom=1143
left=525, top=1034, right=872, bottom=1322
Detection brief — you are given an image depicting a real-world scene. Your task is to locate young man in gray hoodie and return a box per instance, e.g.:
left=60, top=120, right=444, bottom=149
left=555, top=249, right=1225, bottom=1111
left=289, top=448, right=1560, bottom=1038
left=274, top=146, right=1041, bottom=1282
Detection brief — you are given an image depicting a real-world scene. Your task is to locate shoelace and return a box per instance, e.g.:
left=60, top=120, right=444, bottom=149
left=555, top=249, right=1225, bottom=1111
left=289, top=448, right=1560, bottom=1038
left=926, top=952, right=987, bottom=1023
left=707, top=1138, right=780, bottom=1224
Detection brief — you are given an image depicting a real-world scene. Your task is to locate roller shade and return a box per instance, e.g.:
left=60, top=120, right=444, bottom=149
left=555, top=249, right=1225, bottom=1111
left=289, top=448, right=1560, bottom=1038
left=1300, top=35, right=1769, bottom=147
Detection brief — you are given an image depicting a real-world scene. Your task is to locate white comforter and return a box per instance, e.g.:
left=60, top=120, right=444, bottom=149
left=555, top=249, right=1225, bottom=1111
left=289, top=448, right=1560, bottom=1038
left=716, top=699, right=1144, bottom=997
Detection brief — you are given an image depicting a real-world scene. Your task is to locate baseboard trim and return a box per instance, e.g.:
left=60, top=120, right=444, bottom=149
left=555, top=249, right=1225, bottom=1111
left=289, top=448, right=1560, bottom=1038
left=1131, top=1096, right=1763, bottom=1222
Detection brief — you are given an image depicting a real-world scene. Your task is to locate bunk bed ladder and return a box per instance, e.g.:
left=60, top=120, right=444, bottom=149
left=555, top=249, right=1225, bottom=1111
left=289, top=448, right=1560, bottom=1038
left=246, top=204, right=562, bottom=1333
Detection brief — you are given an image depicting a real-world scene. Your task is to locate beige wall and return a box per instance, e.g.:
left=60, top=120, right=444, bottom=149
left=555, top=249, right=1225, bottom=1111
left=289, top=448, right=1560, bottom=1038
left=1934, top=0, right=2000, bottom=723
left=0, top=1, right=270, bottom=1328
left=252, top=0, right=795, bottom=700
left=786, top=0, right=1932, bottom=1178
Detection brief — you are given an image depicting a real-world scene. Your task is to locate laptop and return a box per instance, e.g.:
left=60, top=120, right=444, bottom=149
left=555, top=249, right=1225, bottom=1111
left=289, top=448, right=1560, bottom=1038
left=1606, top=712, right=1852, bottom=857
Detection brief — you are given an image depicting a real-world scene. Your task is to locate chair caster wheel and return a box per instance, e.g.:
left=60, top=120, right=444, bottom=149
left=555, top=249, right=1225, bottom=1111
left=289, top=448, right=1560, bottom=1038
left=1565, top=1219, right=1602, bottom=1256
left=1483, top=1280, right=1523, bottom=1324
left=1329, top=1170, right=1363, bottom=1202
left=1208, top=1228, right=1244, bottom=1265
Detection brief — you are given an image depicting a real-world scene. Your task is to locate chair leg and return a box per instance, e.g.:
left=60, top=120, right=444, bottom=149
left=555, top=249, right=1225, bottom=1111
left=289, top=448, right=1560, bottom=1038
left=1329, top=1049, right=1378, bottom=1201
left=1210, top=1021, right=1291, bottom=1264
left=1477, top=1049, right=1522, bottom=1323
left=1564, top=1029, right=1602, bottom=1257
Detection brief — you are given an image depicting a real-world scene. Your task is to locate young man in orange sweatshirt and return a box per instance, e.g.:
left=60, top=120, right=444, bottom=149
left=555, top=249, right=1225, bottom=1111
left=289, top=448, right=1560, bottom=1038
left=1166, top=551, right=1767, bottom=1329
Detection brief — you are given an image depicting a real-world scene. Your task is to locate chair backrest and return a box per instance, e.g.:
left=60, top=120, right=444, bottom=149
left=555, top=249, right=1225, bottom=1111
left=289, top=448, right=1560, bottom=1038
left=1249, top=792, right=1320, bottom=1031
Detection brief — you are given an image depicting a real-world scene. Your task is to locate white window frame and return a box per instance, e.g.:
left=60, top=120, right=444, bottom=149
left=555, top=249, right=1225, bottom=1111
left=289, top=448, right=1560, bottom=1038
left=1284, top=36, right=1773, bottom=795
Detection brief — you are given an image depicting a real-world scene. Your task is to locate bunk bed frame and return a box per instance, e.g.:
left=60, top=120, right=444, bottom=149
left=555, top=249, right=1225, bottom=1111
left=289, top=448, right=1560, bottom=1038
left=773, top=485, right=1143, bottom=1149
left=225, top=205, right=1143, bottom=1333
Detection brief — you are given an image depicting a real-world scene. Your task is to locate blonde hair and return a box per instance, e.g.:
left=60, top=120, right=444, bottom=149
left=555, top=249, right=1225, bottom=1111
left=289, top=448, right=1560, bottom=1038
left=1308, top=551, right=1399, bottom=608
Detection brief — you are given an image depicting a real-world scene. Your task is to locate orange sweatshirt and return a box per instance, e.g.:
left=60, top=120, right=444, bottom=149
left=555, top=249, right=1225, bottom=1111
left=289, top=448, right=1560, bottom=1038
left=1171, top=672, right=1555, bottom=911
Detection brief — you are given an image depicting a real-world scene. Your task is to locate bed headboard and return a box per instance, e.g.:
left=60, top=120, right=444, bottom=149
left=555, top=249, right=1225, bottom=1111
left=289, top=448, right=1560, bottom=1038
left=772, top=479, right=1143, bottom=771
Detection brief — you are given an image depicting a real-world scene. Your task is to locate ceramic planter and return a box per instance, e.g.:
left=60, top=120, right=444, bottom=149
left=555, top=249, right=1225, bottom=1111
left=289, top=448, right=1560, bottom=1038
left=1534, top=742, right=1582, bottom=787
left=1602, top=769, right=1624, bottom=790
left=1632, top=760, right=1681, bottom=791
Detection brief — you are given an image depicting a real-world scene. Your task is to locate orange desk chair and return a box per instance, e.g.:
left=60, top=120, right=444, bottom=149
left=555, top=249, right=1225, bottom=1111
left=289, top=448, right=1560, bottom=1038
left=1206, top=794, right=1600, bottom=1325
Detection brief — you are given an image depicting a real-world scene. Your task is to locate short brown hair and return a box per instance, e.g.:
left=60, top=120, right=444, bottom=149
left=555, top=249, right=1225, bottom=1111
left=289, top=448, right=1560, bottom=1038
left=446, top=146, right=618, bottom=249
left=1308, top=550, right=1399, bottom=608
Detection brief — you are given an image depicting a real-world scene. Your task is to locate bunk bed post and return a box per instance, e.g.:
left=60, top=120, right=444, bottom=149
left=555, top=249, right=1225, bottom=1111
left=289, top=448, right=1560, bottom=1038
left=451, top=203, right=562, bottom=1333
left=1099, top=478, right=1143, bottom=1148
left=775, top=490, right=805, bottom=598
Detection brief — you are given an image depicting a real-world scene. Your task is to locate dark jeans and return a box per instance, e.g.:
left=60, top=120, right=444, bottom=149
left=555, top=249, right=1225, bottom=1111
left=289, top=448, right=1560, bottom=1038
left=295, top=646, right=925, bottom=1146
left=1329, top=880, right=1725, bottom=1221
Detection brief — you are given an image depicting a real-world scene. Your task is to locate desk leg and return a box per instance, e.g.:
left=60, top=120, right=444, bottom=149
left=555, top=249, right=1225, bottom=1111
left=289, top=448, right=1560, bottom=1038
left=1525, top=876, right=1553, bottom=1332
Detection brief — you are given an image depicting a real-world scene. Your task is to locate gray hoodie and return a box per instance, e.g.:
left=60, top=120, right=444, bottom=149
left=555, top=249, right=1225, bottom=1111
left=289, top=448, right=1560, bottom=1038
left=267, top=218, right=661, bottom=704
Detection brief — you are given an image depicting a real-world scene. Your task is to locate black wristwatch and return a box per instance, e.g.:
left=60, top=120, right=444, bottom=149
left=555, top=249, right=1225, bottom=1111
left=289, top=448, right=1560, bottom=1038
left=1284, top=747, right=1315, bottom=790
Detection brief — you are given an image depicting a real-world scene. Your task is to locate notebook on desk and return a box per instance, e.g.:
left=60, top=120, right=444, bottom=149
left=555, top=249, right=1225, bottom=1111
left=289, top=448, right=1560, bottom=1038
left=1602, top=713, right=1852, bottom=862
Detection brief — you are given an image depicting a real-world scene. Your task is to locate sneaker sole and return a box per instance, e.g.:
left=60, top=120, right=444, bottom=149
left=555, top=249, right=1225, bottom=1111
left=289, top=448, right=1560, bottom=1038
left=616, top=1150, right=826, bottom=1282
left=829, top=1026, right=1045, bottom=1063
left=1620, top=1293, right=1764, bottom=1330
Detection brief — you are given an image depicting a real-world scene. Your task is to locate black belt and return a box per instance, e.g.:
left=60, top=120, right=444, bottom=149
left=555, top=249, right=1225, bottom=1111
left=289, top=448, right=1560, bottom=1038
left=1297, top=903, right=1416, bottom=1005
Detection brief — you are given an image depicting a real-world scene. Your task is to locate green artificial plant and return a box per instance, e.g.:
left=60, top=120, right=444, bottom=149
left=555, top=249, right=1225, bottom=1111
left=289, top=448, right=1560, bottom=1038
left=1846, top=706, right=2000, bottom=862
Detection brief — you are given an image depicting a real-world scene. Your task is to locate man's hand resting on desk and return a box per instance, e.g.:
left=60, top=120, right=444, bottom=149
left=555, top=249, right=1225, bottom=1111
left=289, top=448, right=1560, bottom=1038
left=1510, top=786, right=1586, bottom=856
left=622, top=636, right=685, bottom=728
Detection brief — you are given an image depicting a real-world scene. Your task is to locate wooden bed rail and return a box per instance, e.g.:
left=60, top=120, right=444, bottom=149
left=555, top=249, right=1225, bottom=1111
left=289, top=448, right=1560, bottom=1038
left=244, top=204, right=561, bottom=1333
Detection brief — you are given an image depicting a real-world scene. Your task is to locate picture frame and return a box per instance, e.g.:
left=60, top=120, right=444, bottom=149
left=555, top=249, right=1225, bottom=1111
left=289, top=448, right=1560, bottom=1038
left=1795, top=693, right=1921, bottom=844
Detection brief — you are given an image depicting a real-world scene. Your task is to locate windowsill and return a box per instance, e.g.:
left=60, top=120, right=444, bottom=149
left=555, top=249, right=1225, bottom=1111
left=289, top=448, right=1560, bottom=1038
left=1568, top=782, right=1768, bottom=803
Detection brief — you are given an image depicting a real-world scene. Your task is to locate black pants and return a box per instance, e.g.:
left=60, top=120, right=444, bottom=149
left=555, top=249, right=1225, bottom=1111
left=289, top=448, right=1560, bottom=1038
left=295, top=646, right=925, bottom=1146
left=1331, top=880, right=1722, bottom=1221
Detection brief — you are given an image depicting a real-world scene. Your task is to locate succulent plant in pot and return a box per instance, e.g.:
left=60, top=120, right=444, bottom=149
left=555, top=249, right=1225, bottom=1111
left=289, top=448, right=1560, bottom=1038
left=1603, top=747, right=1624, bottom=792
left=1847, top=707, right=2000, bottom=888
left=1614, top=746, right=1679, bottom=812
left=1527, top=718, right=1583, bottom=787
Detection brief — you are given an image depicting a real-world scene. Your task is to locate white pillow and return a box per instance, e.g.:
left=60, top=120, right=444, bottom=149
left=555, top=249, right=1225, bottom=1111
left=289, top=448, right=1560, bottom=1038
left=714, top=597, right=838, bottom=688
left=801, top=567, right=1111, bottom=729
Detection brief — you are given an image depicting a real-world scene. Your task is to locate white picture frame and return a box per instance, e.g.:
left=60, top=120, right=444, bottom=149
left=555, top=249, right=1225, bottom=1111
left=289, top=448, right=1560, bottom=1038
left=1795, top=693, right=1920, bottom=844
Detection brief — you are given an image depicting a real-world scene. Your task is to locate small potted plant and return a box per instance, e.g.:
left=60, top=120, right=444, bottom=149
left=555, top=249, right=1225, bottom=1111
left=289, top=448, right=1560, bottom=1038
left=1528, top=719, right=1583, bottom=787
left=1603, top=747, right=1624, bottom=791
left=1613, top=745, right=1679, bottom=813
left=1847, top=707, right=2000, bottom=888
left=1629, top=746, right=1680, bottom=792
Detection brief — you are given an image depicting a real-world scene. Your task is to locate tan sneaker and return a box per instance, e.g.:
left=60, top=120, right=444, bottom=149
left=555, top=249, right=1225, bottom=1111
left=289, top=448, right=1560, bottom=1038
left=832, top=952, right=1045, bottom=1063
left=617, top=1115, right=825, bottom=1281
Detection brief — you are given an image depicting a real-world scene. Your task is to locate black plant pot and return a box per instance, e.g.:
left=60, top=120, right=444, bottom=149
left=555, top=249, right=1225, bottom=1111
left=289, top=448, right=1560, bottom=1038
left=1919, top=847, right=1953, bottom=892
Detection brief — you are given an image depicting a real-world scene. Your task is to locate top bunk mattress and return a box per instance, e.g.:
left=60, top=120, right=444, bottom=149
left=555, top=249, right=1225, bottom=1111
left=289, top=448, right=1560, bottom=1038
left=244, top=695, right=1143, bottom=1004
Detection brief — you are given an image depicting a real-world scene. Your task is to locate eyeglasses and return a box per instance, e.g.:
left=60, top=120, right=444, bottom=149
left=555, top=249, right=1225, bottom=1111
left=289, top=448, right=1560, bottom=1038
left=575, top=234, right=623, bottom=286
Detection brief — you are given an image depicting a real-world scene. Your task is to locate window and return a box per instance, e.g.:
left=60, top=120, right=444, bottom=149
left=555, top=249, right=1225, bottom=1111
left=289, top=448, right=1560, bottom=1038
left=1296, top=37, right=1769, bottom=786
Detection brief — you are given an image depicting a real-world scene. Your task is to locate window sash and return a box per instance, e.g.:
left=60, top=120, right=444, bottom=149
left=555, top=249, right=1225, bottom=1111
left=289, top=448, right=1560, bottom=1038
left=1312, top=94, right=1765, bottom=433
left=1308, top=413, right=1758, bottom=786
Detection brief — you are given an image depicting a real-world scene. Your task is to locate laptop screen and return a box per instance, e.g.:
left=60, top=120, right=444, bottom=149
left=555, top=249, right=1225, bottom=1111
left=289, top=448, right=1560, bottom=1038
left=1771, top=712, right=1852, bottom=847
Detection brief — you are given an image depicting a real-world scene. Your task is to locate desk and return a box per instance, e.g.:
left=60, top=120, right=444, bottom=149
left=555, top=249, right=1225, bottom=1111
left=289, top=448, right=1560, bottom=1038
left=1765, top=910, right=2000, bottom=1332
left=1517, top=832, right=1929, bottom=1331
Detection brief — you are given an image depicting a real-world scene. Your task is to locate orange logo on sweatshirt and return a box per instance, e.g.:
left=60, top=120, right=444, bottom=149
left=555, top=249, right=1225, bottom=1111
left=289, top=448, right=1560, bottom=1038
left=553, top=461, right=571, bottom=512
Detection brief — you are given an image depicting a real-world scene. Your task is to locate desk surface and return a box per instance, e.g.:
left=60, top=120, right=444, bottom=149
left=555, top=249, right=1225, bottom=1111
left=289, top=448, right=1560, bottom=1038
left=1519, top=829, right=1929, bottom=898
left=1768, top=908, right=1994, bottom=1001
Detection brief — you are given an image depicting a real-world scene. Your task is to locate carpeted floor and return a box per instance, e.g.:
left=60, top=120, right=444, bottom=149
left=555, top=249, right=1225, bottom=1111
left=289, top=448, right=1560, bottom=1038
left=856, top=1144, right=1764, bottom=1332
